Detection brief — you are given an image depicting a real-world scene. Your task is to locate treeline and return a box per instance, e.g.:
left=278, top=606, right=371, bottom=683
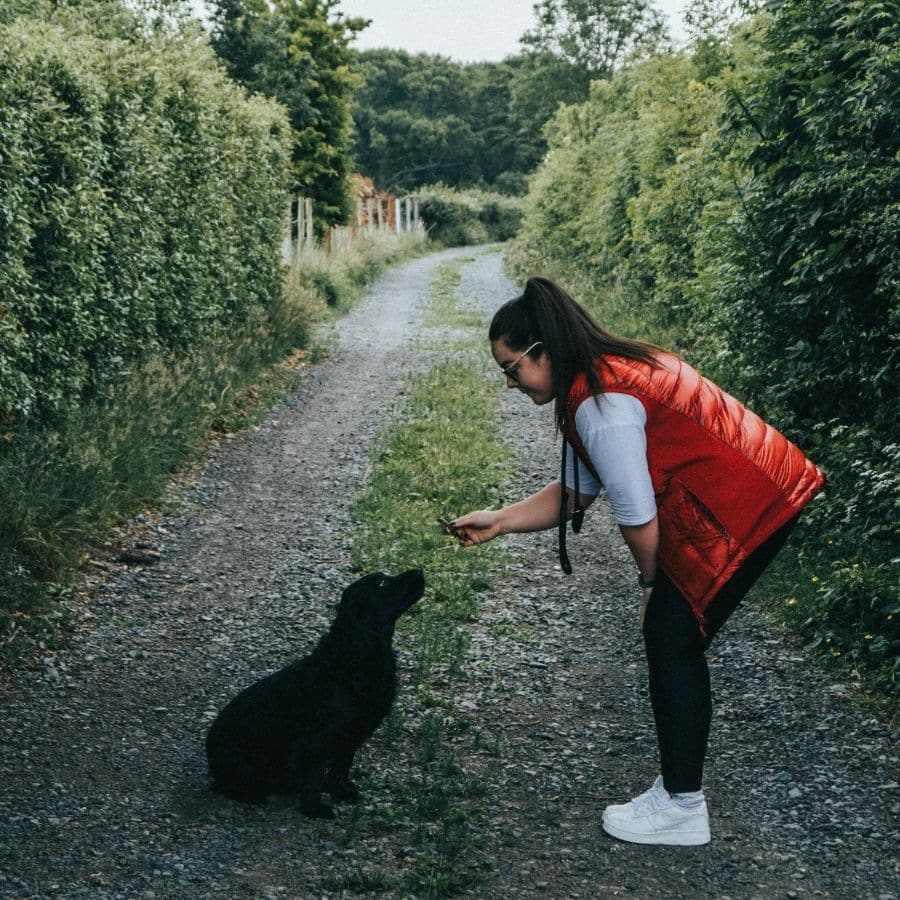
left=351, top=50, right=541, bottom=195
left=508, top=0, right=899, bottom=688
left=349, top=0, right=668, bottom=194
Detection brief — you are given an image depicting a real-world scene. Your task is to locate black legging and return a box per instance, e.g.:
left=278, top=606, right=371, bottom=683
left=641, top=518, right=798, bottom=793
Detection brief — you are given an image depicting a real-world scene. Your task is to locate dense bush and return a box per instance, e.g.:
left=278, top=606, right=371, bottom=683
left=0, top=10, right=292, bottom=427
left=703, top=1, right=899, bottom=436
left=509, top=1, right=899, bottom=689
left=0, top=0, right=288, bottom=664
left=509, top=52, right=719, bottom=348
left=417, top=184, right=523, bottom=247
left=700, top=0, right=899, bottom=681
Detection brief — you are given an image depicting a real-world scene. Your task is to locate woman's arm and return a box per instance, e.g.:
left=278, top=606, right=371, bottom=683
left=618, top=517, right=659, bottom=586
left=619, top=517, right=659, bottom=630
left=451, top=481, right=596, bottom=546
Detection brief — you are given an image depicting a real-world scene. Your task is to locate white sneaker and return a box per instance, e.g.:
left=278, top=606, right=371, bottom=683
left=602, top=776, right=711, bottom=846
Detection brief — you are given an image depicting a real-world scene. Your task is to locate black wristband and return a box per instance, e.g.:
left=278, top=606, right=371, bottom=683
left=638, top=573, right=655, bottom=590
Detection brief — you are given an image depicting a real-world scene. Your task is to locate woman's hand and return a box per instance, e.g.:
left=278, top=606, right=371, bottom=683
left=444, top=482, right=572, bottom=547
left=445, top=509, right=504, bottom=546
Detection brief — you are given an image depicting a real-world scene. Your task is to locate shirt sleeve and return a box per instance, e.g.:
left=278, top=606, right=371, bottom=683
left=572, top=393, right=657, bottom=526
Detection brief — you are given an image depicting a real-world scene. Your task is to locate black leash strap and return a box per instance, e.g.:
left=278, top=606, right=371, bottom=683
left=559, top=434, right=585, bottom=575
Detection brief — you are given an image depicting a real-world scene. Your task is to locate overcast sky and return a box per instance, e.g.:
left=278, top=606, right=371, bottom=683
left=191, top=1, right=690, bottom=62
left=336, top=0, right=689, bottom=61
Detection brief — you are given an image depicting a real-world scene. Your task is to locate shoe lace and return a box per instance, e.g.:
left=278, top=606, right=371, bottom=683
left=630, top=782, right=671, bottom=816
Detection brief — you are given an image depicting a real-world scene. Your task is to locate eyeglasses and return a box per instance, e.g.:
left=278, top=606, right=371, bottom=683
left=500, top=341, right=542, bottom=382
left=501, top=341, right=543, bottom=382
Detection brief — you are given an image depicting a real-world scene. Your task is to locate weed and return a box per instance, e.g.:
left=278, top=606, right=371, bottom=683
left=342, top=866, right=398, bottom=893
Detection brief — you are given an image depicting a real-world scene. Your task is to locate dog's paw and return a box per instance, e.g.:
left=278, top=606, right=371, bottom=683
left=327, top=780, right=361, bottom=804
left=301, top=799, right=337, bottom=819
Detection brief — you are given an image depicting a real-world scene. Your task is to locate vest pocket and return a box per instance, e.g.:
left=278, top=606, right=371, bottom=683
left=657, top=476, right=736, bottom=585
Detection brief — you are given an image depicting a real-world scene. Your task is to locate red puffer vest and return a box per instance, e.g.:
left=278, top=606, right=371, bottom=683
left=565, top=353, right=824, bottom=632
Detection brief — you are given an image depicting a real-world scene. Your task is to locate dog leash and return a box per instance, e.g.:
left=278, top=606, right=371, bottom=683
left=558, top=433, right=585, bottom=574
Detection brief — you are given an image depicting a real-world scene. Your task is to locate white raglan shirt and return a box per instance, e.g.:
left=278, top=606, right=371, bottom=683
left=562, top=392, right=657, bottom=527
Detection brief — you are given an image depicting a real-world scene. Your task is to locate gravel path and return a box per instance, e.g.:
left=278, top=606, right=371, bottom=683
left=1, top=247, right=897, bottom=899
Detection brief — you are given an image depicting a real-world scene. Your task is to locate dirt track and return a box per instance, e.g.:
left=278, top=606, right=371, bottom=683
left=1, top=246, right=897, bottom=899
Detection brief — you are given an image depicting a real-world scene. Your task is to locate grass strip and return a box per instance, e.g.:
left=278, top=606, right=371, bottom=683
left=340, top=260, right=513, bottom=897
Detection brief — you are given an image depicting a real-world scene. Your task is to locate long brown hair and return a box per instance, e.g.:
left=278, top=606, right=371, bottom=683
left=489, top=277, right=660, bottom=427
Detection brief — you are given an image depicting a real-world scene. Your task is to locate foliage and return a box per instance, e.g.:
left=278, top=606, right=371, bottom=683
left=699, top=0, right=900, bottom=681
left=287, top=230, right=428, bottom=314
left=0, top=4, right=292, bottom=428
left=505, top=51, right=596, bottom=167
left=509, top=0, right=899, bottom=690
left=509, top=51, right=729, bottom=349
left=682, top=0, right=764, bottom=77
left=704, top=0, right=899, bottom=437
left=521, top=0, right=668, bottom=83
left=351, top=50, right=543, bottom=194
left=209, top=0, right=366, bottom=225
left=350, top=50, right=482, bottom=192
left=416, top=185, right=523, bottom=247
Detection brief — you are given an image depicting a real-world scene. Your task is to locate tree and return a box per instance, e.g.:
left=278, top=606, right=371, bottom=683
left=507, top=50, right=594, bottom=161
left=210, top=0, right=366, bottom=225
left=683, top=0, right=762, bottom=77
left=353, top=50, right=531, bottom=192
left=521, top=0, right=668, bottom=87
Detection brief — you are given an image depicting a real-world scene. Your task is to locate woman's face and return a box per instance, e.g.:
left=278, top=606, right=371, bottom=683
left=491, top=338, right=554, bottom=405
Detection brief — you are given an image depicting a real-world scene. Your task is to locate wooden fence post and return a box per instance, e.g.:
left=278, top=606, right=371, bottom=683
left=282, top=198, right=295, bottom=264
left=296, top=194, right=305, bottom=250
left=304, top=197, right=313, bottom=247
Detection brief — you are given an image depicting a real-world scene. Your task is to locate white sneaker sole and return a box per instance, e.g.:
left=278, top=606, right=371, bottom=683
left=602, top=818, right=711, bottom=846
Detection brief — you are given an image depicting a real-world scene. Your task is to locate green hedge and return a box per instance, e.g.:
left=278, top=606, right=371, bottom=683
left=0, top=13, right=292, bottom=428
left=417, top=184, right=523, bottom=247
left=698, top=0, right=899, bottom=686
left=508, top=4, right=899, bottom=692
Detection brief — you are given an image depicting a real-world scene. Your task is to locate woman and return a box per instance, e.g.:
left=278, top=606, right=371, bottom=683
left=449, top=277, right=824, bottom=846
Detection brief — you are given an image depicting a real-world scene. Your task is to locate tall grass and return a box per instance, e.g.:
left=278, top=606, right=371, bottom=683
left=290, top=231, right=429, bottom=313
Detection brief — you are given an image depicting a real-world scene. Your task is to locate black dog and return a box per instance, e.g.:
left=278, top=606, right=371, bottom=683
left=205, top=568, right=425, bottom=818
